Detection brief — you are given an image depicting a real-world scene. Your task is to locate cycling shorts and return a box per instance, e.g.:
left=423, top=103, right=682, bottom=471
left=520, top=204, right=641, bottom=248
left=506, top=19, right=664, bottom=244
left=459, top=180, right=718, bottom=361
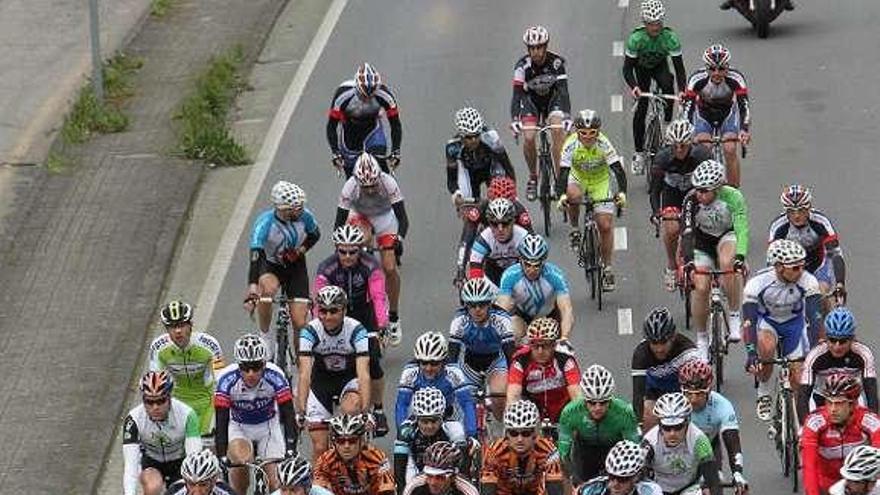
left=694, top=104, right=740, bottom=137
left=347, top=210, right=399, bottom=249
left=566, top=175, right=617, bottom=216
left=693, top=231, right=737, bottom=268
left=264, top=258, right=310, bottom=301
left=142, top=455, right=184, bottom=485
left=307, top=376, right=360, bottom=424
left=660, top=186, right=687, bottom=211
left=460, top=355, right=508, bottom=387
left=228, top=414, right=285, bottom=459
left=519, top=93, right=567, bottom=124
left=814, top=257, right=836, bottom=288
left=340, top=123, right=388, bottom=174
left=758, top=317, right=809, bottom=359
left=515, top=305, right=561, bottom=326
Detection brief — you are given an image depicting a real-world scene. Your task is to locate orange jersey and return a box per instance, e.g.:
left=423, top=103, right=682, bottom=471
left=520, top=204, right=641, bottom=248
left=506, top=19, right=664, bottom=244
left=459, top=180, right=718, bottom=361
left=314, top=445, right=397, bottom=495
left=480, top=437, right=563, bottom=495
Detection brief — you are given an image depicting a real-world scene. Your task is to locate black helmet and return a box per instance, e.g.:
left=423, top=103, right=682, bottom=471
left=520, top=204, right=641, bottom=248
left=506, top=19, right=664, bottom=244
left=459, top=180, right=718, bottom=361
left=643, top=306, right=676, bottom=342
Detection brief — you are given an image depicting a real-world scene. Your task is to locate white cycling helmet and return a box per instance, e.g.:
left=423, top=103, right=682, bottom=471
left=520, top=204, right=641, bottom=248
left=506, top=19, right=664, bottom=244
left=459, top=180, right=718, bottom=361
left=780, top=184, right=813, bottom=210
left=522, top=25, right=550, bottom=47
left=234, top=334, right=267, bottom=364
left=460, top=277, right=497, bottom=305
left=455, top=107, right=484, bottom=136
left=411, top=387, right=447, bottom=417
left=580, top=364, right=616, bottom=402
left=653, top=392, right=692, bottom=426
left=504, top=399, right=540, bottom=429
left=315, top=285, right=348, bottom=309
left=840, top=445, right=880, bottom=482
left=605, top=440, right=645, bottom=478
left=703, top=44, right=732, bottom=68
left=691, top=159, right=726, bottom=189
left=332, top=224, right=366, bottom=246
left=665, top=119, right=695, bottom=144
left=766, top=238, right=807, bottom=266
left=354, top=152, right=381, bottom=186
left=271, top=180, right=307, bottom=209
left=329, top=413, right=368, bottom=437
left=640, top=0, right=666, bottom=23
left=278, top=454, right=312, bottom=488
left=181, top=449, right=221, bottom=483
left=485, top=198, right=516, bottom=223
left=414, top=331, right=448, bottom=361
left=518, top=233, right=549, bottom=261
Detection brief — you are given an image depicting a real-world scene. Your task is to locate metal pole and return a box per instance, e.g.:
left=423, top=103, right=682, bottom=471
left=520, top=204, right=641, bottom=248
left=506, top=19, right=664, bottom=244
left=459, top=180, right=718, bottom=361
left=88, top=0, right=104, bottom=103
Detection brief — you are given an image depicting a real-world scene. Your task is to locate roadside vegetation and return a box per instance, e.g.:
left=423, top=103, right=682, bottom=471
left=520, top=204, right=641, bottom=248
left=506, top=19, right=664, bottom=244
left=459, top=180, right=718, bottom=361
left=150, top=0, right=173, bottom=18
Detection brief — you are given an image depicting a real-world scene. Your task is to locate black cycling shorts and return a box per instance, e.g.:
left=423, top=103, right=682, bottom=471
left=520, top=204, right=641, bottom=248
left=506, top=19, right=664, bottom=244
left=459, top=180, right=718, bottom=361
left=311, top=371, right=357, bottom=413
left=142, top=455, right=183, bottom=485
left=265, top=258, right=309, bottom=300
left=516, top=306, right=561, bottom=325
left=660, top=186, right=687, bottom=211
left=519, top=92, right=567, bottom=121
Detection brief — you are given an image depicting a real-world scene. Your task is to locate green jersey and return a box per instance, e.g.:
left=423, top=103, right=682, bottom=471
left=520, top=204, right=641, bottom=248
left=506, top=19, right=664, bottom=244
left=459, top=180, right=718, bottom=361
left=643, top=423, right=714, bottom=493
left=557, top=397, right=640, bottom=461
left=560, top=132, right=621, bottom=192
left=682, top=185, right=750, bottom=257
left=625, top=27, right=682, bottom=69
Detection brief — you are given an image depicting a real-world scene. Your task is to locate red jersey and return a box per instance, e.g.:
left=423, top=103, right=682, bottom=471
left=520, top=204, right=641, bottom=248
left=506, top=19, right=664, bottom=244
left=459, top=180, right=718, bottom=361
left=508, top=345, right=580, bottom=422
left=801, top=405, right=880, bottom=495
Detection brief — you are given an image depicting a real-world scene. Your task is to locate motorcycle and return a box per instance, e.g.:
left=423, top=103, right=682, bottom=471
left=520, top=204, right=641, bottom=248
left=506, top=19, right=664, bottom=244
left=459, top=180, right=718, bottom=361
left=730, top=0, right=787, bottom=38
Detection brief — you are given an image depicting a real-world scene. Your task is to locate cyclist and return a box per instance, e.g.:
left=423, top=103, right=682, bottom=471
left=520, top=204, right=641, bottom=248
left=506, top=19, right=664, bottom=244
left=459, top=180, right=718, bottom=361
left=483, top=175, right=533, bottom=231
left=327, top=62, right=401, bottom=176
left=506, top=317, right=581, bottom=427
left=402, top=441, right=479, bottom=495
left=829, top=446, right=880, bottom=495
left=678, top=360, right=749, bottom=494
left=394, top=388, right=469, bottom=489
left=509, top=25, right=571, bottom=201
left=558, top=364, right=639, bottom=485
left=481, top=399, right=564, bottom=495
left=122, top=371, right=202, bottom=495
left=314, top=413, right=397, bottom=495
left=575, top=440, right=663, bottom=495
left=681, top=159, right=749, bottom=357
left=768, top=184, right=847, bottom=309
left=314, top=225, right=390, bottom=436
left=245, top=180, right=320, bottom=359
left=496, top=233, right=574, bottom=342
left=648, top=119, right=712, bottom=291
left=448, top=277, right=514, bottom=420
left=744, top=239, right=823, bottom=422
left=632, top=306, right=700, bottom=429
left=271, top=454, right=334, bottom=495
left=297, top=285, right=372, bottom=456
left=643, top=392, right=722, bottom=495
left=149, top=300, right=224, bottom=441
left=802, top=373, right=880, bottom=495
left=622, top=0, right=687, bottom=175
left=214, top=334, right=297, bottom=494
left=801, top=307, right=878, bottom=419
left=396, top=332, right=478, bottom=439
left=468, top=198, right=531, bottom=285
left=336, top=152, right=408, bottom=346
left=557, top=109, right=627, bottom=291
left=447, top=107, right=516, bottom=205
left=165, top=449, right=236, bottom=495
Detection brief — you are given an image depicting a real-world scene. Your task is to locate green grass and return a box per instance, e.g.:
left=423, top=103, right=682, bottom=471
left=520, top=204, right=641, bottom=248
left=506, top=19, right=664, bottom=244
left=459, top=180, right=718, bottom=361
left=175, top=46, right=249, bottom=166
left=150, top=0, right=172, bottom=17
left=44, top=151, right=67, bottom=174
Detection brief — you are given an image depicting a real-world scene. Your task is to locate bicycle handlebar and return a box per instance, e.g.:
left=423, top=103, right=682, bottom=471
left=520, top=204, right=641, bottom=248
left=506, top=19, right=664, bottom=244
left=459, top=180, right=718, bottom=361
left=225, top=457, right=286, bottom=469
left=638, top=92, right=680, bottom=101
left=759, top=356, right=806, bottom=365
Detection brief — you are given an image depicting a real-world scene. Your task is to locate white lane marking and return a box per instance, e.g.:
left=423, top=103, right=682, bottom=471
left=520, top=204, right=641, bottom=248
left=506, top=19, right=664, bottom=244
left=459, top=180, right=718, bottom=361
left=618, top=308, right=633, bottom=335
left=614, top=226, right=628, bottom=251
left=611, top=94, right=623, bottom=113
left=618, top=0, right=629, bottom=8
left=612, top=41, right=624, bottom=57
left=195, top=0, right=348, bottom=320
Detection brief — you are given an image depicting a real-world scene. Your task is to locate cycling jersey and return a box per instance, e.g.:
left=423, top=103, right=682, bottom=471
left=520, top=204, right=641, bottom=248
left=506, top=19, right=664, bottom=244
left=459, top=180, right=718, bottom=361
left=577, top=477, right=663, bottom=495
left=768, top=209, right=843, bottom=276
left=631, top=334, right=699, bottom=407
left=403, top=474, right=479, bottom=495
left=249, top=208, right=320, bottom=266
left=448, top=306, right=514, bottom=376
left=829, top=479, right=880, bottom=495
left=508, top=345, right=580, bottom=422
left=326, top=80, right=401, bottom=157
left=166, top=480, right=237, bottom=495
left=149, top=332, right=224, bottom=435
left=315, top=444, right=397, bottom=495
left=314, top=253, right=388, bottom=331
left=560, top=132, right=622, bottom=188
left=393, top=419, right=467, bottom=485
left=690, top=392, right=739, bottom=442
left=499, top=261, right=570, bottom=319
left=681, top=185, right=749, bottom=260
left=339, top=173, right=404, bottom=218
left=510, top=52, right=571, bottom=121
left=683, top=68, right=750, bottom=131
left=481, top=437, right=563, bottom=495
left=557, top=397, right=639, bottom=483
left=300, top=316, right=370, bottom=376
left=270, top=487, right=335, bottom=495
left=214, top=362, right=292, bottom=424
left=643, top=423, right=714, bottom=493
left=395, top=361, right=477, bottom=438
left=742, top=267, right=823, bottom=351
left=801, top=341, right=879, bottom=413
left=446, top=130, right=516, bottom=199
left=648, top=144, right=713, bottom=214
left=802, top=405, right=880, bottom=495
left=624, top=27, right=682, bottom=70
left=468, top=225, right=530, bottom=282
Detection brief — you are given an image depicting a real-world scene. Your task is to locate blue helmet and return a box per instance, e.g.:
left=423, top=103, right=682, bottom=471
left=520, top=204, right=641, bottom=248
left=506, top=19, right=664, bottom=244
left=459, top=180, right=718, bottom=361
left=825, top=307, right=856, bottom=339
left=517, top=234, right=549, bottom=262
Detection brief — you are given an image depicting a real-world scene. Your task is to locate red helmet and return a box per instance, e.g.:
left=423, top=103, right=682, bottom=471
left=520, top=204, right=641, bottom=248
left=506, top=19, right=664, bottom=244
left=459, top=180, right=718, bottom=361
left=679, top=359, right=713, bottom=391
left=488, top=176, right=517, bottom=201
left=140, top=370, right=173, bottom=398
left=824, top=372, right=862, bottom=401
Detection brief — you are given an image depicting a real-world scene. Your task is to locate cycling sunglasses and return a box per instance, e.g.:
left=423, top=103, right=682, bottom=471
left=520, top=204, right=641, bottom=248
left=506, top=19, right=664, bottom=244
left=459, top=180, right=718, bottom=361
left=608, top=474, right=635, bottom=483
left=337, top=248, right=360, bottom=256
left=143, top=396, right=169, bottom=406
left=521, top=260, right=545, bottom=269
left=489, top=221, right=513, bottom=228
left=419, top=360, right=444, bottom=367
left=334, top=435, right=361, bottom=445
left=706, top=64, right=729, bottom=72
left=585, top=399, right=611, bottom=407
left=828, top=337, right=852, bottom=345
left=318, top=307, right=343, bottom=315
left=506, top=429, right=534, bottom=438
left=239, top=362, right=265, bottom=373
left=660, top=422, right=687, bottom=432
left=417, top=416, right=442, bottom=424
left=530, top=340, right=555, bottom=350
left=466, top=301, right=490, bottom=309
left=577, top=128, right=599, bottom=138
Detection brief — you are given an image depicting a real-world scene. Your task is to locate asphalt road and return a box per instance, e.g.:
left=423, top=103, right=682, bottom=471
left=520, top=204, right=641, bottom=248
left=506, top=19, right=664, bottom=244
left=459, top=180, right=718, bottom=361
left=199, top=1, right=880, bottom=492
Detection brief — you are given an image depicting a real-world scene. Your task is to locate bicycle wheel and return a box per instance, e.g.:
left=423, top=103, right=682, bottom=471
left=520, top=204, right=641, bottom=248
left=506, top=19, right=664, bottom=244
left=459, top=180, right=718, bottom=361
left=707, top=310, right=723, bottom=392
left=539, top=159, right=552, bottom=236
left=275, top=320, right=289, bottom=378
left=788, top=394, right=801, bottom=492
left=644, top=114, right=662, bottom=192
left=683, top=282, right=692, bottom=330
left=582, top=224, right=598, bottom=301
left=590, top=225, right=604, bottom=311
left=780, top=392, right=792, bottom=478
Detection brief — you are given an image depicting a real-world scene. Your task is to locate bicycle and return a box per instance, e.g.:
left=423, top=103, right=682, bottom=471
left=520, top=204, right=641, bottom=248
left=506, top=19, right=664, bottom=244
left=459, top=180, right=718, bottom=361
left=224, top=455, right=285, bottom=495
left=758, top=353, right=805, bottom=493
left=571, top=196, right=620, bottom=311
left=519, top=123, right=564, bottom=237
left=634, top=93, right=678, bottom=191
left=250, top=292, right=295, bottom=380
left=685, top=267, right=741, bottom=392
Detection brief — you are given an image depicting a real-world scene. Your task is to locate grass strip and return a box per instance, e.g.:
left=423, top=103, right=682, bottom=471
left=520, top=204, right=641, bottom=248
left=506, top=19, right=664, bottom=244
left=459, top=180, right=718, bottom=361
left=150, top=0, right=172, bottom=17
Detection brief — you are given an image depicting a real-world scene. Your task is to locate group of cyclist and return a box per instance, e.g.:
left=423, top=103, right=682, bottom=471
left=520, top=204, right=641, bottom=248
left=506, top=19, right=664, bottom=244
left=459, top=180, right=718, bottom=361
left=120, top=1, right=879, bottom=495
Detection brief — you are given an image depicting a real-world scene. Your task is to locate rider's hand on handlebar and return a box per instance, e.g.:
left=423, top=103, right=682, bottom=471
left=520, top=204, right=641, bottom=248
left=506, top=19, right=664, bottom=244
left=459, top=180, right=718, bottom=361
left=510, top=120, right=522, bottom=136
left=295, top=411, right=307, bottom=429
left=562, top=119, right=574, bottom=133
left=332, top=153, right=344, bottom=169
left=614, top=192, right=627, bottom=209
left=650, top=213, right=661, bottom=228
left=630, top=86, right=642, bottom=99
left=451, top=190, right=464, bottom=208
left=733, top=472, right=749, bottom=495
left=388, top=151, right=401, bottom=170
left=738, top=130, right=751, bottom=146
left=243, top=285, right=259, bottom=313
left=556, top=194, right=569, bottom=211
left=733, top=254, right=746, bottom=274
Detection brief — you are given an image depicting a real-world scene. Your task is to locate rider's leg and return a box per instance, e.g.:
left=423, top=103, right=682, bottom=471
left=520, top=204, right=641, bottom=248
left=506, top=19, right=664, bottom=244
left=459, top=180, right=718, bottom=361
left=227, top=438, right=254, bottom=494
left=548, top=111, right=566, bottom=182
left=632, top=68, right=653, bottom=155
left=488, top=369, right=508, bottom=420
left=717, top=238, right=743, bottom=340
left=755, top=325, right=778, bottom=420
left=566, top=183, right=583, bottom=251
left=596, top=212, right=614, bottom=267
left=308, top=426, right=330, bottom=457
left=139, top=468, right=165, bottom=495
left=289, top=301, right=308, bottom=355
left=662, top=210, right=681, bottom=271
left=522, top=117, right=539, bottom=178
left=257, top=273, right=281, bottom=333
left=381, top=248, right=399, bottom=311
left=722, top=132, right=740, bottom=187
left=691, top=252, right=713, bottom=357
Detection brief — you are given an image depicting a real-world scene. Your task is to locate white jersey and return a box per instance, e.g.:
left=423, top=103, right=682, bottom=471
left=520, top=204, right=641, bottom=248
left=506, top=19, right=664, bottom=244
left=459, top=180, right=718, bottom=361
left=214, top=362, right=292, bottom=424
left=743, top=267, right=821, bottom=324
left=299, top=316, right=370, bottom=375
left=469, top=225, right=529, bottom=270
left=830, top=479, right=880, bottom=495
left=643, top=423, right=714, bottom=493
left=339, top=173, right=403, bottom=217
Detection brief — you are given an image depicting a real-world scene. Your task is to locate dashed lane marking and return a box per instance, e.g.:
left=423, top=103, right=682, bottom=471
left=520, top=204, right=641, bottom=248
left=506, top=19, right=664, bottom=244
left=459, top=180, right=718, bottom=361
left=614, top=226, right=628, bottom=251
left=618, top=308, right=633, bottom=335
left=611, top=94, right=623, bottom=113
left=618, top=0, right=629, bottom=8
left=613, top=41, right=624, bottom=57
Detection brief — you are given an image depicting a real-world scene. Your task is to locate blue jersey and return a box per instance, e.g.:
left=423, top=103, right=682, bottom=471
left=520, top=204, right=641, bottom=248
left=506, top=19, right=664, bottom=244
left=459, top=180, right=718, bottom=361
left=498, top=261, right=570, bottom=317
left=249, top=208, right=319, bottom=265
left=631, top=334, right=700, bottom=399
left=214, top=362, right=292, bottom=424
left=448, top=308, right=514, bottom=357
left=691, top=391, right=739, bottom=441
left=395, top=361, right=477, bottom=437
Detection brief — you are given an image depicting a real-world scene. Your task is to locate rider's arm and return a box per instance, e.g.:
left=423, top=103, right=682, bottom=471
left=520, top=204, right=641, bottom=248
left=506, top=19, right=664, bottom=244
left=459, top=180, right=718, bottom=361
left=392, top=200, right=409, bottom=239
left=805, top=292, right=823, bottom=348
left=454, top=375, right=479, bottom=438
left=296, top=354, right=314, bottom=414
left=542, top=440, right=565, bottom=495
left=671, top=54, right=687, bottom=93
left=326, top=92, right=344, bottom=154
left=801, top=414, right=823, bottom=495
left=510, top=63, right=526, bottom=121
left=394, top=367, right=416, bottom=427
left=375, top=85, right=402, bottom=154
left=214, top=406, right=231, bottom=457
left=631, top=348, right=648, bottom=422
left=825, top=237, right=846, bottom=285
left=557, top=294, right=575, bottom=341
left=506, top=358, right=524, bottom=405
left=467, top=235, right=490, bottom=279
left=729, top=72, right=750, bottom=132
left=865, top=376, right=879, bottom=413
left=609, top=159, right=627, bottom=195
left=392, top=437, right=410, bottom=495
left=797, top=370, right=816, bottom=424
left=727, top=188, right=750, bottom=258
left=648, top=156, right=665, bottom=215
left=184, top=408, right=203, bottom=454
left=356, top=355, right=372, bottom=411
left=622, top=54, right=638, bottom=90
left=301, top=211, right=321, bottom=252
left=553, top=58, right=571, bottom=115
left=698, top=458, right=723, bottom=495
left=495, top=147, right=517, bottom=181
left=248, top=212, right=273, bottom=285
left=368, top=265, right=390, bottom=329
left=721, top=429, right=746, bottom=475
left=445, top=141, right=461, bottom=195
left=278, top=399, right=298, bottom=453
left=121, top=415, right=142, bottom=495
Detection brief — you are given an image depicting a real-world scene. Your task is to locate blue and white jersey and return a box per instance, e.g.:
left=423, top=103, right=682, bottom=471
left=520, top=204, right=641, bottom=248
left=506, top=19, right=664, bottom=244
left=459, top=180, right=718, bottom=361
left=395, top=361, right=477, bottom=437
left=299, top=316, right=369, bottom=376
left=498, top=261, right=570, bottom=318
left=249, top=207, right=319, bottom=265
left=743, top=267, right=821, bottom=325
left=214, top=362, right=293, bottom=425
left=691, top=391, right=739, bottom=441
left=448, top=307, right=514, bottom=357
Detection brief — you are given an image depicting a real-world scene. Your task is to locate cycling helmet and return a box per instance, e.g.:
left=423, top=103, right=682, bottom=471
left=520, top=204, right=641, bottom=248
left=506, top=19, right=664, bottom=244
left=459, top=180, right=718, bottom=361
left=234, top=334, right=267, bottom=364
left=504, top=399, right=540, bottom=429
left=487, top=176, right=518, bottom=201
left=840, top=445, right=880, bottom=482
left=180, top=449, right=221, bottom=483
left=460, top=277, right=497, bottom=304
left=330, top=413, right=368, bottom=438
left=315, top=285, right=348, bottom=309
left=653, top=392, right=692, bottom=426
left=354, top=63, right=381, bottom=97
left=414, top=331, right=448, bottom=361
left=702, top=44, right=731, bottom=68
left=527, top=317, right=560, bottom=342
left=766, top=238, right=806, bottom=266
left=332, top=224, right=366, bottom=246
left=605, top=440, right=645, bottom=478
left=518, top=233, right=549, bottom=262
left=423, top=441, right=462, bottom=475
left=825, top=307, right=857, bottom=339
left=140, top=370, right=173, bottom=398
left=643, top=306, right=676, bottom=342
left=580, top=364, right=616, bottom=401
left=411, top=387, right=447, bottom=417
left=522, top=25, right=550, bottom=47
left=665, top=119, right=695, bottom=144
left=573, top=109, right=601, bottom=130
left=678, top=359, right=714, bottom=391
left=354, top=152, right=381, bottom=186
left=160, top=299, right=193, bottom=326
left=691, top=159, right=726, bottom=189
left=455, top=107, right=484, bottom=136
left=486, top=198, right=516, bottom=223
left=278, top=454, right=312, bottom=488
left=270, top=180, right=307, bottom=209
left=640, top=0, right=666, bottom=23
left=823, top=372, right=862, bottom=401
left=780, top=184, right=813, bottom=210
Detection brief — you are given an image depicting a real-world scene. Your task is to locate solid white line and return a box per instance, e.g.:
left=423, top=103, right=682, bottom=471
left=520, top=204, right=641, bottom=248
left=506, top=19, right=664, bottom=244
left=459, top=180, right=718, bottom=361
left=614, top=226, right=628, bottom=251
left=611, top=94, right=623, bottom=113
left=195, top=0, right=348, bottom=321
left=618, top=0, right=629, bottom=8
left=612, top=41, right=624, bottom=57
left=618, top=308, right=633, bottom=335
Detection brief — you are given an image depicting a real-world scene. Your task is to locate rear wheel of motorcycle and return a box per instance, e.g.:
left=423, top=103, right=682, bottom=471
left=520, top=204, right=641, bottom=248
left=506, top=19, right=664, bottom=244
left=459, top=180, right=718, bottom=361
left=755, top=0, right=771, bottom=38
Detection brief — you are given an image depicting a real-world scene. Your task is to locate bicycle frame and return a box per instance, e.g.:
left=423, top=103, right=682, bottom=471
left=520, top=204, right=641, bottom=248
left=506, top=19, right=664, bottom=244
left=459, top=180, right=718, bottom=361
left=688, top=268, right=738, bottom=391
left=760, top=354, right=804, bottom=492
left=519, top=123, right=564, bottom=236
left=574, top=196, right=618, bottom=310
left=225, top=456, right=284, bottom=495
left=453, top=197, right=481, bottom=287
left=256, top=293, right=294, bottom=379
